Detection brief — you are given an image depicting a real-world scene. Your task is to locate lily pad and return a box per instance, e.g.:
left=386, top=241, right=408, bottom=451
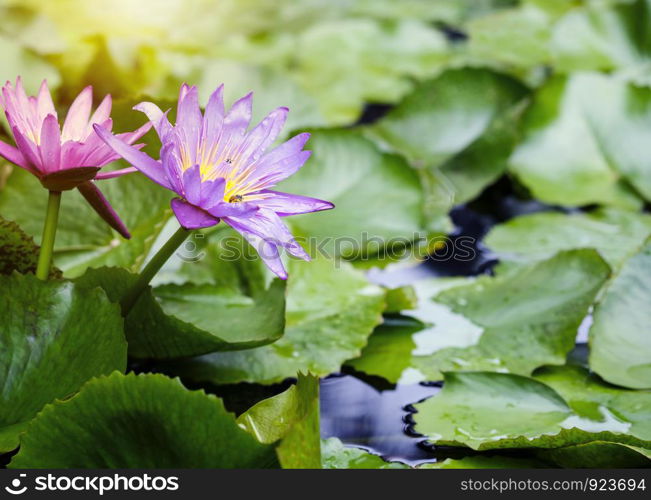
left=484, top=208, right=651, bottom=269
left=552, top=0, right=651, bottom=72
left=589, top=238, right=651, bottom=389
left=278, top=129, right=427, bottom=258
left=10, top=372, right=277, bottom=468
left=321, top=438, right=409, bottom=469
left=509, top=73, right=642, bottom=209
left=0, top=273, right=126, bottom=452
left=349, top=250, right=610, bottom=383
left=414, top=365, right=651, bottom=451
left=537, top=441, right=651, bottom=468
left=76, top=266, right=286, bottom=359
left=0, top=216, right=61, bottom=277
left=163, top=257, right=385, bottom=384
left=238, top=373, right=321, bottom=468
left=367, top=68, right=529, bottom=204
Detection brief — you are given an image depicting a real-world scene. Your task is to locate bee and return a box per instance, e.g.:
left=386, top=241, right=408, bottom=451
left=225, top=158, right=232, bottom=164
left=229, top=194, right=243, bottom=203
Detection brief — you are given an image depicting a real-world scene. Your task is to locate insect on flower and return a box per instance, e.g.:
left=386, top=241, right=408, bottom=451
left=95, top=83, right=334, bottom=279
left=0, top=77, right=151, bottom=237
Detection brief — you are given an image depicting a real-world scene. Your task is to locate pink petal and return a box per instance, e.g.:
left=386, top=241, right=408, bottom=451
left=62, top=86, right=93, bottom=141
left=11, top=126, right=42, bottom=170
left=77, top=181, right=131, bottom=238
left=86, top=94, right=112, bottom=134
left=94, top=167, right=138, bottom=180
left=0, top=138, right=29, bottom=169
left=36, top=80, right=57, bottom=121
left=39, top=114, right=61, bottom=172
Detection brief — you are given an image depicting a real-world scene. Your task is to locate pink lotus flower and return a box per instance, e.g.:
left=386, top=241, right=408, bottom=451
left=95, top=83, right=333, bottom=278
left=0, top=77, right=151, bottom=238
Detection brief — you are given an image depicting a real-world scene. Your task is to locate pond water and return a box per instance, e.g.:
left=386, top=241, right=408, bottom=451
left=318, top=184, right=571, bottom=464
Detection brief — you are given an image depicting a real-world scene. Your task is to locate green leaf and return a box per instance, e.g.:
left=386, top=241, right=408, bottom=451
left=321, top=438, right=409, bottom=469
left=419, top=455, right=546, bottom=469
left=589, top=238, right=651, bottom=389
left=0, top=166, right=171, bottom=278
left=369, top=68, right=528, bottom=168
left=238, top=373, right=321, bottom=468
left=346, top=316, right=422, bottom=383
left=0, top=216, right=61, bottom=278
left=537, top=441, right=651, bottom=468
left=76, top=266, right=286, bottom=359
left=293, top=19, right=449, bottom=124
left=580, top=74, right=651, bottom=202
left=464, top=4, right=552, bottom=71
left=414, top=365, right=651, bottom=451
left=278, top=129, right=427, bottom=258
left=484, top=208, right=651, bottom=269
left=509, top=73, right=642, bottom=208
left=0, top=273, right=126, bottom=452
left=10, top=372, right=277, bottom=468
left=163, top=257, right=385, bottom=384
left=353, top=250, right=610, bottom=383
left=384, top=285, right=418, bottom=313
left=551, top=0, right=651, bottom=73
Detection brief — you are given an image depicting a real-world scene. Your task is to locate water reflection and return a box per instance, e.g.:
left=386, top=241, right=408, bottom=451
left=320, top=374, right=441, bottom=465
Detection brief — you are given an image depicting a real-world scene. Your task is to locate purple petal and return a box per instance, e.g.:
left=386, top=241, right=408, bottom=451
left=181, top=164, right=202, bottom=205
left=254, top=190, right=334, bottom=216
left=62, top=86, right=92, bottom=141
left=0, top=138, right=29, bottom=169
left=115, top=120, right=152, bottom=144
left=201, top=84, right=225, bottom=145
left=224, top=208, right=309, bottom=260
left=224, top=92, right=253, bottom=137
left=177, top=85, right=202, bottom=166
left=39, top=114, right=61, bottom=172
left=236, top=107, right=288, bottom=165
left=243, top=133, right=311, bottom=190
left=206, top=201, right=259, bottom=218
left=93, top=124, right=171, bottom=189
left=77, top=181, right=130, bottom=238
left=133, top=101, right=172, bottom=140
left=161, top=140, right=184, bottom=195
left=199, top=177, right=225, bottom=207
left=171, top=198, right=220, bottom=230
left=233, top=230, right=287, bottom=279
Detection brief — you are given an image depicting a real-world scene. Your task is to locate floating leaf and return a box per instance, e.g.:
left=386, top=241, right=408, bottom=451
left=537, top=441, right=651, bottom=468
left=0, top=273, right=126, bottom=452
left=321, top=438, right=409, bottom=469
left=350, top=250, right=610, bottom=383
left=10, top=372, right=277, bottom=468
left=164, top=257, right=385, bottom=384
left=239, top=373, right=321, bottom=468
left=76, top=266, right=286, bottom=359
left=589, top=238, right=651, bottom=389
left=414, top=366, right=651, bottom=451
left=484, top=208, right=651, bottom=269
left=509, top=73, right=642, bottom=208
left=278, top=129, right=427, bottom=258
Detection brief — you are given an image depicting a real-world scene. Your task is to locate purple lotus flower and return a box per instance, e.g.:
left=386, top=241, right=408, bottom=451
left=95, top=84, right=333, bottom=278
left=0, top=77, right=151, bottom=238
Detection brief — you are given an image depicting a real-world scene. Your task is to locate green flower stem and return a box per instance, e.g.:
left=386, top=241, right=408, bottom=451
left=120, top=225, right=190, bottom=315
left=35, top=190, right=62, bottom=280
